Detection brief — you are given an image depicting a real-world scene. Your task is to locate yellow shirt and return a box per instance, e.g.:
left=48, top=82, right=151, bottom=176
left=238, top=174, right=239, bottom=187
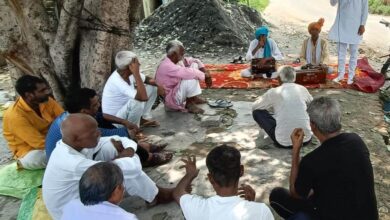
left=3, top=97, right=64, bottom=158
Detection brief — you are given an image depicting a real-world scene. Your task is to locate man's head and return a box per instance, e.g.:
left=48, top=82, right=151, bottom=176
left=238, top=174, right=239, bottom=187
left=166, top=40, right=185, bottom=64
left=64, top=88, right=99, bottom=116
left=255, top=26, right=269, bottom=42
left=15, top=75, right=51, bottom=104
left=79, top=162, right=125, bottom=205
left=279, top=66, right=296, bottom=83
left=115, top=51, right=140, bottom=74
left=307, top=97, right=342, bottom=137
left=206, top=145, right=243, bottom=189
left=308, top=18, right=324, bottom=39
left=60, top=113, right=101, bottom=150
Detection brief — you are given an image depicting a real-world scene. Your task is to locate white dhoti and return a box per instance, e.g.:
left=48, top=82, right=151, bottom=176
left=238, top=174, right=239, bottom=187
left=241, top=68, right=252, bottom=78
left=176, top=79, right=202, bottom=106
left=336, top=43, right=359, bottom=82
left=116, top=84, right=157, bottom=126
left=89, top=141, right=158, bottom=202
left=240, top=68, right=279, bottom=79
left=18, top=149, right=47, bottom=170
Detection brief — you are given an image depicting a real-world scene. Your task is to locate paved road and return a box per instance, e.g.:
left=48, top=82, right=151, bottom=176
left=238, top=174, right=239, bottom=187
left=264, top=0, right=390, bottom=54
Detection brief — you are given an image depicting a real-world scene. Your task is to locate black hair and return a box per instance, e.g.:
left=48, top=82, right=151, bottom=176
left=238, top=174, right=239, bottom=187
left=79, top=162, right=124, bottom=205
left=64, top=88, right=96, bottom=113
left=15, top=75, right=46, bottom=97
left=206, top=144, right=241, bottom=187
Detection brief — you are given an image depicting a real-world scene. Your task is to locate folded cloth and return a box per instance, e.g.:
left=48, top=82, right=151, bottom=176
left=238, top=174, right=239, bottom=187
left=0, top=162, right=44, bottom=199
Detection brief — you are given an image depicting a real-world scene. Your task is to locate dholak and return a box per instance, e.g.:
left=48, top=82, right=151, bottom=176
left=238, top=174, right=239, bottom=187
left=251, top=58, right=276, bottom=76
left=295, top=67, right=327, bottom=84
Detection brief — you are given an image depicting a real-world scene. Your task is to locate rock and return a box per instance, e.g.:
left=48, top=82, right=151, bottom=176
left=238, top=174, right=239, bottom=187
left=200, top=115, right=221, bottom=127
left=188, top=128, right=198, bottom=133
left=135, top=0, right=263, bottom=52
left=379, top=206, right=388, bottom=213
left=161, top=130, right=176, bottom=137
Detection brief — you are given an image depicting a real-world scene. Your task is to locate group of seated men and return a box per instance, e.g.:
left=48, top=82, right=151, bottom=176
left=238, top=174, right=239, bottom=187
left=241, top=19, right=331, bottom=79
left=2, top=20, right=378, bottom=220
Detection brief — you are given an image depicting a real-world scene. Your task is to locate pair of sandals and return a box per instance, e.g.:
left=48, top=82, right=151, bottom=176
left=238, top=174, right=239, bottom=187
left=231, top=56, right=246, bottom=64
left=207, top=99, right=233, bottom=108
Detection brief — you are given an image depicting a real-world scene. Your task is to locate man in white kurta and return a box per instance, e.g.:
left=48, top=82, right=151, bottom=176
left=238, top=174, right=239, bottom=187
left=241, top=26, right=284, bottom=78
left=42, top=114, right=158, bottom=220
left=329, top=0, right=368, bottom=85
left=252, top=66, right=313, bottom=148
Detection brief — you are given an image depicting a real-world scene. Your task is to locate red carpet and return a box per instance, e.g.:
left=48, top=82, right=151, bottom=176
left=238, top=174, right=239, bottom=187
left=200, top=57, right=384, bottom=93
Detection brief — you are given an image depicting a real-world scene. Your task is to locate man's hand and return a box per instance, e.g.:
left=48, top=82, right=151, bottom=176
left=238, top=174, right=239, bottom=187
left=157, top=84, right=165, bottom=96
left=205, top=71, right=212, bottom=88
left=179, top=155, right=199, bottom=179
left=117, top=148, right=135, bottom=158
left=123, top=120, right=139, bottom=132
left=238, top=184, right=256, bottom=201
left=358, top=25, right=365, bottom=36
left=129, top=59, right=141, bottom=76
left=291, top=128, right=304, bottom=151
left=111, top=138, right=125, bottom=153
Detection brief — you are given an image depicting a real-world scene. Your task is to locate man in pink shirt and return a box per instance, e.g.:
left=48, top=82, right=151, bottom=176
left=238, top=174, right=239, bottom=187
left=156, top=40, right=212, bottom=114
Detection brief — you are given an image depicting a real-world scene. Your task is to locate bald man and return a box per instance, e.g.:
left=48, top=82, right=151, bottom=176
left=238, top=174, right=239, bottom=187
left=42, top=114, right=174, bottom=220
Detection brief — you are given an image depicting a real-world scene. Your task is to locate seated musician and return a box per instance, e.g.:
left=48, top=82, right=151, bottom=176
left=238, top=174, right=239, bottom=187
left=300, top=18, right=331, bottom=72
left=241, top=26, right=284, bottom=78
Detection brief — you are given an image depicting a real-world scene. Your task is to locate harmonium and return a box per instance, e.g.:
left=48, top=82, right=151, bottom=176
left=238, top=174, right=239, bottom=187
left=295, top=66, right=327, bottom=84
left=251, top=58, right=276, bottom=78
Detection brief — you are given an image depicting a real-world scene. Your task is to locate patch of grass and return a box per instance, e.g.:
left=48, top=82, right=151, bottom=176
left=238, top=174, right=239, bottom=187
left=369, top=0, right=390, bottom=15
left=238, top=0, right=269, bottom=12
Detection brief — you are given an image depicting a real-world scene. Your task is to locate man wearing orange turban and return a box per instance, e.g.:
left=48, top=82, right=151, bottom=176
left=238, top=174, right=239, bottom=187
left=300, top=18, right=330, bottom=68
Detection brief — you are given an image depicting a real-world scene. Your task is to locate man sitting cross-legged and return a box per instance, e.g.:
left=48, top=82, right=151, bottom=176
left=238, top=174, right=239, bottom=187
left=300, top=18, right=330, bottom=67
left=156, top=40, right=212, bottom=114
left=252, top=66, right=313, bottom=148
left=173, top=145, right=274, bottom=220
left=269, top=97, right=378, bottom=220
left=61, top=162, right=138, bottom=220
left=43, top=114, right=176, bottom=220
left=45, top=88, right=172, bottom=166
left=3, top=75, right=64, bottom=170
left=241, top=26, right=284, bottom=78
left=102, top=51, right=164, bottom=127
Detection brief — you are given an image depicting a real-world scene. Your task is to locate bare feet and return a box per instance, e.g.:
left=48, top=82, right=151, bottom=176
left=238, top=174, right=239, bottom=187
left=192, top=96, right=207, bottom=104
left=144, top=151, right=173, bottom=167
left=140, top=118, right=160, bottom=127
left=186, top=103, right=205, bottom=114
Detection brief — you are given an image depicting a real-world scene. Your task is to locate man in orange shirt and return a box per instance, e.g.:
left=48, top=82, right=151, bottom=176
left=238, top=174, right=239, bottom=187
left=3, top=75, right=64, bottom=170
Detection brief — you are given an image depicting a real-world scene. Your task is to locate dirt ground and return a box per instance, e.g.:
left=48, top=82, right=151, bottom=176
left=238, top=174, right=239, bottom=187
left=0, top=3, right=389, bottom=220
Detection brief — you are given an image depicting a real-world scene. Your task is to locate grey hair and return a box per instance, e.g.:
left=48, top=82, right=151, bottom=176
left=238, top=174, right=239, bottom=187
left=307, top=97, right=342, bottom=134
left=79, top=162, right=124, bottom=205
left=278, top=66, right=296, bottom=83
left=166, top=40, right=184, bottom=56
left=115, top=51, right=138, bottom=70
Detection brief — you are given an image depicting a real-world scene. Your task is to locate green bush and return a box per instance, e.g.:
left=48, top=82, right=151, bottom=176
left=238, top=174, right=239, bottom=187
left=238, top=0, right=269, bottom=12
left=369, top=0, right=390, bottom=15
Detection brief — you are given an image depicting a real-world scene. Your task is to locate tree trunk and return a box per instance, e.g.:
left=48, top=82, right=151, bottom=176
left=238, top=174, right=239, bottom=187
left=1, top=0, right=136, bottom=100
left=79, top=0, right=133, bottom=94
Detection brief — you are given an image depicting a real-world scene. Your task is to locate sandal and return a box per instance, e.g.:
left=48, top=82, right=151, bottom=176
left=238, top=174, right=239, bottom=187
left=150, top=143, right=168, bottom=153
left=144, top=151, right=173, bottom=167
left=140, top=119, right=160, bottom=128
left=207, top=99, right=233, bottom=108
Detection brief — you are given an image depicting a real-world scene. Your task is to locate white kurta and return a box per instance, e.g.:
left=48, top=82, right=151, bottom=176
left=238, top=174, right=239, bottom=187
left=245, top=39, right=284, bottom=61
left=252, top=83, right=313, bottom=146
left=328, top=0, right=368, bottom=44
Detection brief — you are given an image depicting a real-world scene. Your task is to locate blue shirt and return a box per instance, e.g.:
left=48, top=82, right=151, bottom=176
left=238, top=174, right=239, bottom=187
left=45, top=112, right=128, bottom=159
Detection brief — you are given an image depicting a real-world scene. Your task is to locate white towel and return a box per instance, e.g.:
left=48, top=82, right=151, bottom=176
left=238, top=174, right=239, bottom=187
left=305, top=37, right=322, bottom=65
